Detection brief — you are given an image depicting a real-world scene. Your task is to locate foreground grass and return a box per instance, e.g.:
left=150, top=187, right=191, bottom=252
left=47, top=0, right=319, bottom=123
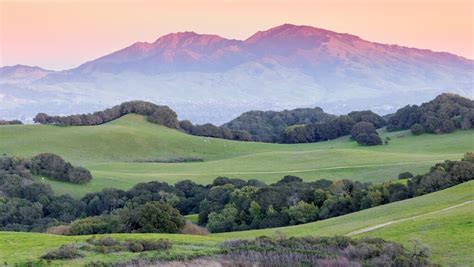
left=1, top=181, right=472, bottom=266
left=1, top=115, right=471, bottom=197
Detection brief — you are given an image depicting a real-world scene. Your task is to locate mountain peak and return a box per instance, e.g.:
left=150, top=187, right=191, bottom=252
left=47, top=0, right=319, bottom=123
left=153, top=31, right=234, bottom=49
left=245, top=23, right=337, bottom=44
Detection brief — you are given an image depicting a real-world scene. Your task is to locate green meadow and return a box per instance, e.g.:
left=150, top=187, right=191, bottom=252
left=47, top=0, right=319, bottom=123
left=1, top=181, right=472, bottom=266
left=1, top=114, right=472, bottom=197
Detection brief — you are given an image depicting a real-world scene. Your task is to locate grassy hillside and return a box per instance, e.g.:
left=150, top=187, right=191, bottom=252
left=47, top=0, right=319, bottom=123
left=1, top=181, right=472, bottom=266
left=1, top=114, right=472, bottom=196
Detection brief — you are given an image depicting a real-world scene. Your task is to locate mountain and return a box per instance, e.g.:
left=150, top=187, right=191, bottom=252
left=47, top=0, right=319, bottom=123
left=1, top=24, right=473, bottom=123
left=0, top=65, right=54, bottom=83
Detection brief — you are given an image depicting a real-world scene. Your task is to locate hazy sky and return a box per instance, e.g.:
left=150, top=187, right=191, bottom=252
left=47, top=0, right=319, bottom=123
left=1, top=0, right=472, bottom=70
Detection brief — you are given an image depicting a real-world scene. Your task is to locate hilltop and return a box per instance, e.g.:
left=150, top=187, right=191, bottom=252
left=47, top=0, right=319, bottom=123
left=1, top=114, right=472, bottom=197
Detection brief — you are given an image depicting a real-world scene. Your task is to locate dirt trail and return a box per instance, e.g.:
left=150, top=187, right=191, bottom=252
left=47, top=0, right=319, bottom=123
left=346, top=200, right=474, bottom=236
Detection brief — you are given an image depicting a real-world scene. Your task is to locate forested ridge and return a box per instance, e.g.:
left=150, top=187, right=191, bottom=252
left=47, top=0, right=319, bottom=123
left=32, top=93, right=474, bottom=146
left=1, top=152, right=472, bottom=234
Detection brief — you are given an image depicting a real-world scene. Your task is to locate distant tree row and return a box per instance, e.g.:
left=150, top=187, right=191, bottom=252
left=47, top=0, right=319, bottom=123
left=33, top=100, right=250, bottom=141
left=179, top=120, right=252, bottom=141
left=34, top=101, right=179, bottom=128
left=387, top=93, right=474, bottom=134
left=32, top=93, right=473, bottom=145
left=0, top=119, right=22, bottom=125
left=283, top=111, right=384, bottom=145
left=2, top=153, right=472, bottom=233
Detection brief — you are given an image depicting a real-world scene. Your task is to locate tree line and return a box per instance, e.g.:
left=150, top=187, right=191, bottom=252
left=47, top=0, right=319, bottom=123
left=1, top=153, right=472, bottom=234
left=0, top=119, right=22, bottom=125
left=32, top=93, right=473, bottom=146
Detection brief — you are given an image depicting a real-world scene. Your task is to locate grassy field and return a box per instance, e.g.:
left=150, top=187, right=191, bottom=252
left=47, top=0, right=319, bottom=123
left=1, top=181, right=472, bottom=266
left=1, top=114, right=472, bottom=197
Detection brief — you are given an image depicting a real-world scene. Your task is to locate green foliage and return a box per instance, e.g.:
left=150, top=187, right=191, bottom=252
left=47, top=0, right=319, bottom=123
left=285, top=201, right=319, bottom=225
left=41, top=245, right=82, bottom=260
left=0, top=119, right=22, bottom=125
left=34, top=100, right=179, bottom=129
left=351, top=121, right=382, bottom=146
left=224, top=107, right=336, bottom=143
left=31, top=153, right=92, bottom=184
left=70, top=215, right=121, bottom=235
left=134, top=202, right=185, bottom=233
left=411, top=123, right=425, bottom=135
left=207, top=204, right=239, bottom=233
left=398, top=172, right=414, bottom=179
left=387, top=93, right=474, bottom=134
left=1, top=113, right=472, bottom=197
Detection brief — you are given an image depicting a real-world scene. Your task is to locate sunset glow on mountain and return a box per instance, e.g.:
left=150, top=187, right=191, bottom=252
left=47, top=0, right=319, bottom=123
left=1, top=0, right=472, bottom=70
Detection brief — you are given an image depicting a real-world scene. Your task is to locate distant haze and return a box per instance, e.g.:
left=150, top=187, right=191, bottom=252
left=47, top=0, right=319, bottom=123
left=0, top=24, right=472, bottom=124
left=1, top=0, right=472, bottom=70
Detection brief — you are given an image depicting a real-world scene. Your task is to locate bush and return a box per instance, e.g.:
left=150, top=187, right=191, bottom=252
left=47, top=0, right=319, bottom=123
left=411, top=123, right=425, bottom=135
left=70, top=215, right=121, bottom=235
left=180, top=221, right=209, bottom=235
left=125, top=202, right=185, bottom=233
left=354, top=133, right=382, bottom=146
left=41, top=245, right=82, bottom=260
left=350, top=121, right=377, bottom=139
left=220, top=236, right=433, bottom=266
left=46, top=225, right=71, bottom=235
left=398, top=172, right=414, bottom=179
left=125, top=239, right=172, bottom=252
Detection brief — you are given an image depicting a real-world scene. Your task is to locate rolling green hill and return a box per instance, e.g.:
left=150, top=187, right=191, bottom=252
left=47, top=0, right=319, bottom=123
left=1, top=181, right=472, bottom=266
left=1, top=114, right=472, bottom=196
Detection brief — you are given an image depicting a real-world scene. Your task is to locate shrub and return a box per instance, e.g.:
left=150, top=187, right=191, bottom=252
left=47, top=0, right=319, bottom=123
left=354, top=133, right=382, bottom=146
left=351, top=121, right=377, bottom=139
left=46, top=225, right=71, bottom=235
left=41, top=245, right=82, bottom=260
left=130, top=202, right=185, bottom=233
left=125, top=239, right=171, bottom=252
left=180, top=221, right=209, bottom=235
left=141, top=239, right=172, bottom=251
left=70, top=215, right=120, bottom=235
left=411, top=123, right=425, bottom=135
left=398, top=172, right=414, bottom=179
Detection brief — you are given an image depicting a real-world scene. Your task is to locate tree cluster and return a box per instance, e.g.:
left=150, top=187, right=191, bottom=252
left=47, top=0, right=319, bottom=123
left=197, top=154, right=473, bottom=233
left=1, top=153, right=472, bottom=234
left=30, top=153, right=92, bottom=184
left=0, top=119, right=22, bottom=125
left=223, top=107, right=337, bottom=142
left=283, top=111, right=384, bottom=145
left=387, top=93, right=474, bottom=134
left=0, top=156, right=86, bottom=231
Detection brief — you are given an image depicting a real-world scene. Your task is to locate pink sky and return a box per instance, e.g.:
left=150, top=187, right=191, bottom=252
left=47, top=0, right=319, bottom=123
left=1, top=0, right=472, bottom=70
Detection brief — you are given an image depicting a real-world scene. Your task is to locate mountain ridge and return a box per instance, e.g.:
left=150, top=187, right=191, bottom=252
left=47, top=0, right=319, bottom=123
left=0, top=24, right=472, bottom=123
